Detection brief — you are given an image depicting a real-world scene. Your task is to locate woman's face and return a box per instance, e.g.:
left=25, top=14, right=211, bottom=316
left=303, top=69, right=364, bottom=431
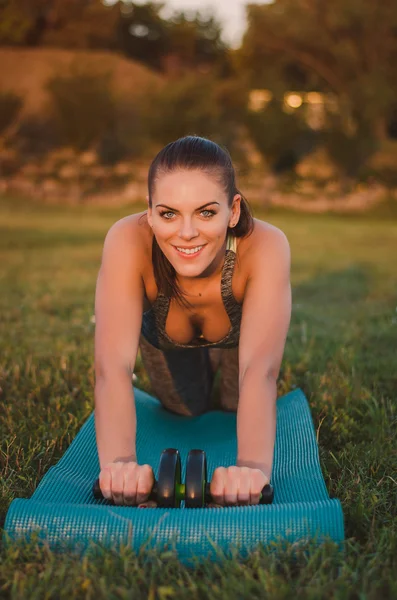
left=147, top=169, right=241, bottom=281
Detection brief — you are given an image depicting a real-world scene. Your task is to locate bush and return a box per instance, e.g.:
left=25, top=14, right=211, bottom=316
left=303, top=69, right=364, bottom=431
left=245, top=99, right=319, bottom=174
left=0, top=91, right=23, bottom=134
left=46, top=66, right=116, bottom=152
left=15, top=114, right=61, bottom=156
left=322, top=117, right=379, bottom=180
left=140, top=74, right=251, bottom=167
left=96, top=98, right=151, bottom=165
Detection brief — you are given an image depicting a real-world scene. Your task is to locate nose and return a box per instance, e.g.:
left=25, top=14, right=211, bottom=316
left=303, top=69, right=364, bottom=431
left=178, top=219, right=199, bottom=240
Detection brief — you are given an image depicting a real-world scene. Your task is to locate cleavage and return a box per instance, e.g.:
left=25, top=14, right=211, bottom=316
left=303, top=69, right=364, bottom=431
left=164, top=290, right=231, bottom=344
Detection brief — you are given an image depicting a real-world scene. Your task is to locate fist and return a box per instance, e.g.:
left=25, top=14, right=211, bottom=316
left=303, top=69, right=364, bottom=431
left=209, top=466, right=269, bottom=507
left=99, top=461, right=155, bottom=507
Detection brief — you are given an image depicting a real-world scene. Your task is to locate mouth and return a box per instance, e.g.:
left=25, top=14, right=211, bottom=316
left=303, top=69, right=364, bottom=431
left=173, top=244, right=206, bottom=259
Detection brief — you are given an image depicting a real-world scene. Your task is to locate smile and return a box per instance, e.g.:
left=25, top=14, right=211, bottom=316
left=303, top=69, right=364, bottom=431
left=174, top=245, right=206, bottom=258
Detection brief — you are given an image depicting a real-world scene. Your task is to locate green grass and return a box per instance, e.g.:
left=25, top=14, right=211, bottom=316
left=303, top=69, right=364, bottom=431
left=0, top=195, right=396, bottom=598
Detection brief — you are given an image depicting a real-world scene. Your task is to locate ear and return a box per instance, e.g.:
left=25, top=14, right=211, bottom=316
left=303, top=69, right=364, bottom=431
left=229, top=194, right=242, bottom=227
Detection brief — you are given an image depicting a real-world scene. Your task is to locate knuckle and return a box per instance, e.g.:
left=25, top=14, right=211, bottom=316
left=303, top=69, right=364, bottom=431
left=210, top=482, right=223, bottom=497
left=123, top=469, right=135, bottom=482
left=215, top=467, right=226, bottom=476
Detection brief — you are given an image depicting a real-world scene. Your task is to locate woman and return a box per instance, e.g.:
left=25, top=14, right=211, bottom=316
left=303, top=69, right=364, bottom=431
left=94, top=136, right=291, bottom=507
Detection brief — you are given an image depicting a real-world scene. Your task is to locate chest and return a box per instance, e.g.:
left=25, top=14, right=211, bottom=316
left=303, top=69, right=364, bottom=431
left=142, top=258, right=246, bottom=345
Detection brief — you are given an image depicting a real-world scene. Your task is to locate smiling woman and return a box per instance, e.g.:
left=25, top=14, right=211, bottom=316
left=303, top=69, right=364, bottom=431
left=94, top=135, right=292, bottom=507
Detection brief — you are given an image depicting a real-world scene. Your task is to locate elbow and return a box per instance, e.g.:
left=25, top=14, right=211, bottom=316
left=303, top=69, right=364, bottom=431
left=95, top=360, right=132, bottom=384
left=239, top=361, right=279, bottom=390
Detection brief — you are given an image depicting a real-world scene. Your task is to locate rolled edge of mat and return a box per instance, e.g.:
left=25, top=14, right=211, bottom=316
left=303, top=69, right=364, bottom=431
left=4, top=497, right=344, bottom=564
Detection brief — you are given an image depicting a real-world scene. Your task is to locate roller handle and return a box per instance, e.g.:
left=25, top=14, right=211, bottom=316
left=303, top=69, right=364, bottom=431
left=204, top=482, right=274, bottom=505
left=93, top=479, right=274, bottom=505
left=92, top=478, right=158, bottom=502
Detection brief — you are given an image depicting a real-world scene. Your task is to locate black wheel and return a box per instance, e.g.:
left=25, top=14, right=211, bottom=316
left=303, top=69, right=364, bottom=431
left=156, top=448, right=182, bottom=508
left=185, top=449, right=207, bottom=508
left=259, top=484, right=274, bottom=504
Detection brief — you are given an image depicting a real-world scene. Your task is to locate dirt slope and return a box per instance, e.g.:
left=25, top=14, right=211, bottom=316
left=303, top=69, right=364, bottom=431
left=0, top=47, right=164, bottom=115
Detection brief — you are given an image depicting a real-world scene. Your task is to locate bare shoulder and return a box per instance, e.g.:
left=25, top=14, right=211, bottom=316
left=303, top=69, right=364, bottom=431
left=237, top=218, right=290, bottom=288
left=240, top=218, right=290, bottom=260
left=103, top=211, right=150, bottom=253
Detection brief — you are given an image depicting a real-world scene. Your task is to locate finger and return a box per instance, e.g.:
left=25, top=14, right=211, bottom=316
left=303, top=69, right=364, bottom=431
left=250, top=491, right=261, bottom=505
left=237, top=467, right=251, bottom=506
left=111, top=470, right=125, bottom=505
left=136, top=465, right=153, bottom=505
left=224, top=466, right=239, bottom=506
left=99, top=468, right=112, bottom=500
left=123, top=470, right=137, bottom=506
left=251, top=470, right=267, bottom=505
left=210, top=467, right=226, bottom=506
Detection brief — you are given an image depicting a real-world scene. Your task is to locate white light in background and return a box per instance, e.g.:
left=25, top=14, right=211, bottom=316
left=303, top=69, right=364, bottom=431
left=128, top=24, right=149, bottom=37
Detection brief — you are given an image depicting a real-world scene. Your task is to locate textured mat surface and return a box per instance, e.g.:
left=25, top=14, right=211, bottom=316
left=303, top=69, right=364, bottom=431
left=4, top=387, right=344, bottom=565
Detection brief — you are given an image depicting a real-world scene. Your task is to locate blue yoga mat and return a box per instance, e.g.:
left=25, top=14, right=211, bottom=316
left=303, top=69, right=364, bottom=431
left=4, top=387, right=344, bottom=565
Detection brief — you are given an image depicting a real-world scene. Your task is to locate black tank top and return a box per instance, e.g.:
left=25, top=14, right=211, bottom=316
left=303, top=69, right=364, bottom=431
left=141, top=232, right=242, bottom=350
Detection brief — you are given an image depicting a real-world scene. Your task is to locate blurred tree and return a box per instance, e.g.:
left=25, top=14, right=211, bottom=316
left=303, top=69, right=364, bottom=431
left=139, top=73, right=250, bottom=166
left=116, top=2, right=169, bottom=71
left=164, top=11, right=231, bottom=76
left=117, top=3, right=231, bottom=75
left=46, top=66, right=116, bottom=150
left=245, top=98, right=318, bottom=174
left=237, top=0, right=397, bottom=142
left=0, top=0, right=36, bottom=44
left=0, top=0, right=119, bottom=48
left=0, top=0, right=231, bottom=76
left=39, top=0, right=120, bottom=49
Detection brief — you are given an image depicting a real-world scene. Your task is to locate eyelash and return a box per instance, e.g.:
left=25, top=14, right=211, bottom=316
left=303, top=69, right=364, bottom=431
left=159, top=209, right=216, bottom=220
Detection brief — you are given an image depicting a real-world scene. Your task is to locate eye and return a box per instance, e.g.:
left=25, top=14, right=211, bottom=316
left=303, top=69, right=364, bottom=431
left=201, top=210, right=216, bottom=218
left=159, top=211, right=175, bottom=219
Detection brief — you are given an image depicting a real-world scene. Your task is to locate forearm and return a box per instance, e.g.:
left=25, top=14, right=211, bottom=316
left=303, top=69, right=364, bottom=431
left=236, top=369, right=277, bottom=481
left=94, top=371, right=137, bottom=469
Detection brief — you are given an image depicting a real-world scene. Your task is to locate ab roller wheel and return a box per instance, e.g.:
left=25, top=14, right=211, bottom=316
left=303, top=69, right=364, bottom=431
left=184, top=449, right=274, bottom=507
left=92, top=448, right=274, bottom=508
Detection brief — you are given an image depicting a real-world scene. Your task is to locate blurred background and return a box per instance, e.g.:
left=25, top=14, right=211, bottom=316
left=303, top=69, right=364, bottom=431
left=1, top=0, right=397, bottom=212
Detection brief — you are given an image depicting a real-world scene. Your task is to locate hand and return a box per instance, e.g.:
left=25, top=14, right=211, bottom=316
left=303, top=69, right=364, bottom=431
left=209, top=465, right=270, bottom=507
left=99, top=461, right=155, bottom=507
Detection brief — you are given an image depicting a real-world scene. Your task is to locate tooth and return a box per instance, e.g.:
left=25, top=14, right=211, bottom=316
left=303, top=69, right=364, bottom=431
left=178, top=246, right=202, bottom=254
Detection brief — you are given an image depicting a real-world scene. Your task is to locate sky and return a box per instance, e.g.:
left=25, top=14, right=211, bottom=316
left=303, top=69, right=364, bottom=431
left=107, top=1, right=273, bottom=48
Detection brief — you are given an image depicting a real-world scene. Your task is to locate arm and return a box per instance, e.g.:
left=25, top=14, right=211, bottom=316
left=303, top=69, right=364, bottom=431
left=236, top=227, right=292, bottom=481
left=94, top=218, right=144, bottom=470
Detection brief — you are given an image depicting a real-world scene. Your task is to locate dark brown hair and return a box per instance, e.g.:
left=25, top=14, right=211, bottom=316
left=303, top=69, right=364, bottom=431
left=140, top=135, right=254, bottom=308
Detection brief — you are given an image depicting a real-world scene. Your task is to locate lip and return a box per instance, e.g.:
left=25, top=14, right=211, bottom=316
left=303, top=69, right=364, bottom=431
left=173, top=244, right=206, bottom=259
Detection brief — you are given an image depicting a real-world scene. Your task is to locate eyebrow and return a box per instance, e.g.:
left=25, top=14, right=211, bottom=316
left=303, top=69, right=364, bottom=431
left=156, top=201, right=220, bottom=211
